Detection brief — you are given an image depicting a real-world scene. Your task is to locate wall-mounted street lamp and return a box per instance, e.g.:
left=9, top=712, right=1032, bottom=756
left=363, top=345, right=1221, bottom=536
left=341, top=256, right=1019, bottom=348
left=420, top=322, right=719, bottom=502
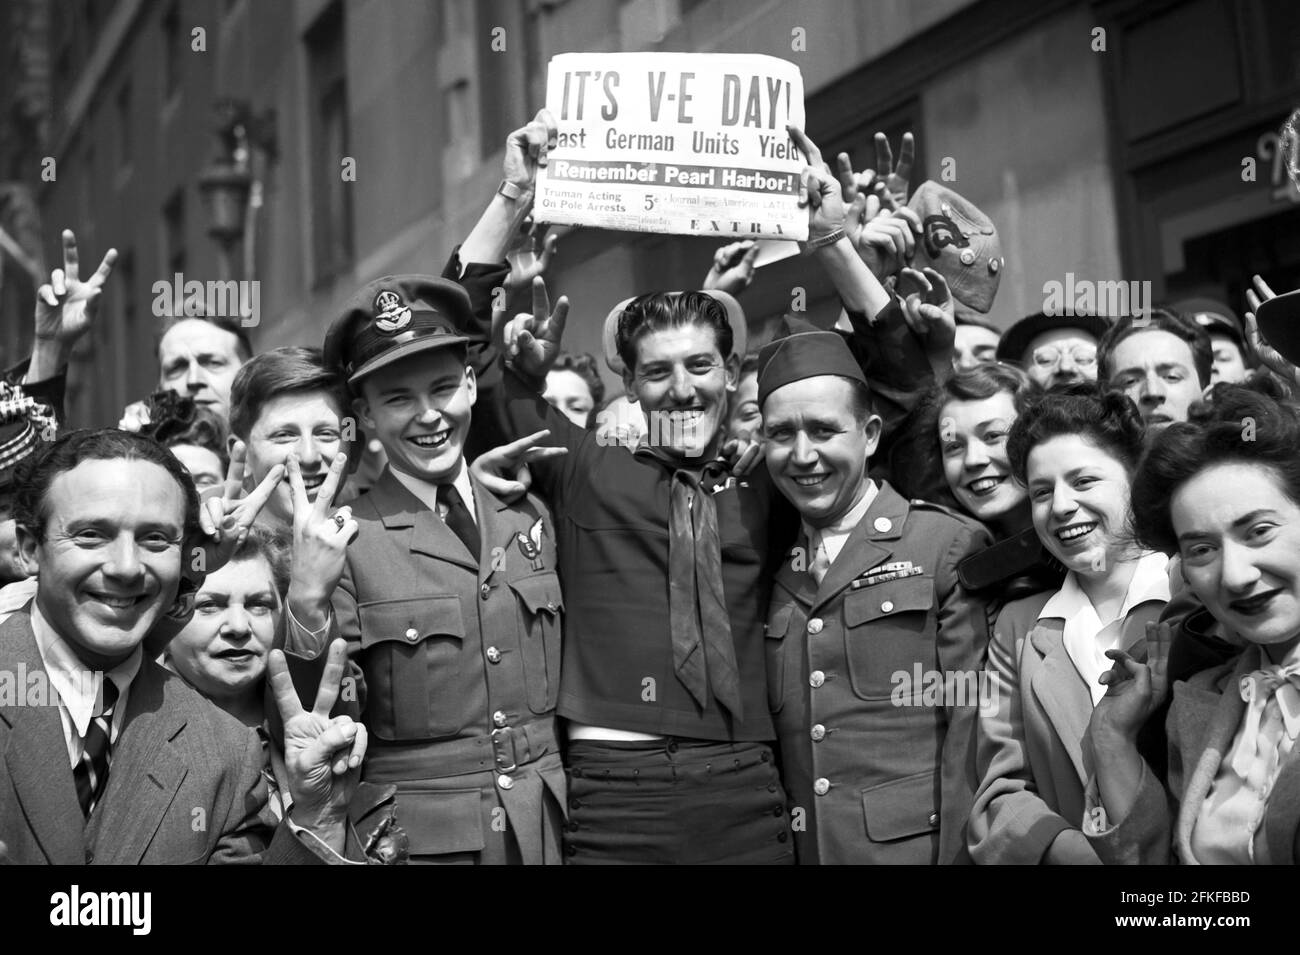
left=196, top=99, right=276, bottom=280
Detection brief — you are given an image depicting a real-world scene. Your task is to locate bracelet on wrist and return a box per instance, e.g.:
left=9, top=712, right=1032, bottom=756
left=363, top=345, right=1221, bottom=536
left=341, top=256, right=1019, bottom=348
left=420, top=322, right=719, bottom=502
left=804, top=227, right=846, bottom=252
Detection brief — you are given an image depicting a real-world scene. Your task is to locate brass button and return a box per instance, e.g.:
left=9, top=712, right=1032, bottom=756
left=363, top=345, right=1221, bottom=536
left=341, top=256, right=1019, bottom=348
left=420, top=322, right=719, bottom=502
left=811, top=724, right=826, bottom=742
left=480, top=583, right=491, bottom=600
left=493, top=710, right=508, bottom=728
left=928, top=812, right=939, bottom=826
left=404, top=627, right=419, bottom=642
left=806, top=618, right=823, bottom=635
left=881, top=600, right=894, bottom=614
left=813, top=777, right=830, bottom=796
left=873, top=517, right=891, bottom=533
left=959, top=249, right=976, bottom=265
left=497, top=774, right=514, bottom=790
left=809, top=670, right=825, bottom=688
left=486, top=646, right=502, bottom=664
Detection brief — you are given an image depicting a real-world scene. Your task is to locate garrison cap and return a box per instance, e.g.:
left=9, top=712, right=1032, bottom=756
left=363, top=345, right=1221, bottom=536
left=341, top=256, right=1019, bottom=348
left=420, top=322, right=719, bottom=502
left=756, top=330, right=868, bottom=407
left=325, top=275, right=472, bottom=384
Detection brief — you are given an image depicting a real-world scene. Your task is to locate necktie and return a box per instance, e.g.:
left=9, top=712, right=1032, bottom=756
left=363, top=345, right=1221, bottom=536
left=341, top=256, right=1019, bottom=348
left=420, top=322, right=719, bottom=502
left=667, top=469, right=743, bottom=720
left=74, top=679, right=118, bottom=817
left=808, top=532, right=831, bottom=586
left=1231, top=660, right=1300, bottom=781
left=437, top=483, right=481, bottom=559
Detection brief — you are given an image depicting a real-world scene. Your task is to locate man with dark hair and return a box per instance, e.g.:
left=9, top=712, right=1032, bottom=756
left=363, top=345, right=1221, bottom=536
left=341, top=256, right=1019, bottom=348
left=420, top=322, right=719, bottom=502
left=0, top=428, right=366, bottom=864
left=1097, top=308, right=1211, bottom=431
left=227, top=346, right=354, bottom=531
left=758, top=330, right=990, bottom=863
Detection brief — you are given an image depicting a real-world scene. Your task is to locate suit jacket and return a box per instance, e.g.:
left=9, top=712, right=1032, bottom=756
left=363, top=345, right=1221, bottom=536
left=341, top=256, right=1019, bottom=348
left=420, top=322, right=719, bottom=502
left=765, top=482, right=991, bottom=864
left=0, top=612, right=332, bottom=865
left=1085, top=644, right=1300, bottom=865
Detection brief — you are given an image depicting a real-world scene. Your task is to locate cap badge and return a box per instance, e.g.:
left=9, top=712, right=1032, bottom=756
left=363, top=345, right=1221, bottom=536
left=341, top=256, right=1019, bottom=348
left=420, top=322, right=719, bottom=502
left=373, top=290, right=412, bottom=334
left=921, top=214, right=970, bottom=260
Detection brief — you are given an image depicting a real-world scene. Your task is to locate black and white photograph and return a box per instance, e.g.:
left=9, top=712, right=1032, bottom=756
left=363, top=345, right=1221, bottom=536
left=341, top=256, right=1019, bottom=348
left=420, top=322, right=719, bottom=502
left=0, top=0, right=1297, bottom=931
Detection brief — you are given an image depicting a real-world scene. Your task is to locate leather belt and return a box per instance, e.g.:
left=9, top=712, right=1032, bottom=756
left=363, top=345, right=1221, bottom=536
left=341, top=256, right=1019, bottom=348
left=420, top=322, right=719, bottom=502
left=363, top=718, right=559, bottom=782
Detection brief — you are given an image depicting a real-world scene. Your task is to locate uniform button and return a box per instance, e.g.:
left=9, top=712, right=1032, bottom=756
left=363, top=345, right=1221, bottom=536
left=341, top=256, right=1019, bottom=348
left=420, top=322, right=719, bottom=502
left=778, top=831, right=789, bottom=843
left=813, top=777, right=830, bottom=796
left=486, top=646, right=502, bottom=664
left=405, top=627, right=419, bottom=642
left=566, top=844, right=577, bottom=857
left=772, top=805, right=782, bottom=817
left=767, top=782, right=778, bottom=793
left=760, top=750, right=770, bottom=762
left=809, top=670, right=825, bottom=688
left=989, top=257, right=1001, bottom=273
left=569, top=797, right=581, bottom=810
left=497, top=774, right=514, bottom=790
left=881, top=600, right=894, bottom=614
left=806, top=618, right=823, bottom=635
left=493, top=710, right=508, bottom=727
left=666, top=740, right=678, bottom=754
left=546, top=600, right=557, bottom=612
left=928, top=812, right=939, bottom=826
left=811, top=724, right=826, bottom=742
left=85, top=849, right=94, bottom=864
left=480, top=583, right=491, bottom=600
left=959, top=248, right=976, bottom=265
left=873, top=517, right=891, bottom=533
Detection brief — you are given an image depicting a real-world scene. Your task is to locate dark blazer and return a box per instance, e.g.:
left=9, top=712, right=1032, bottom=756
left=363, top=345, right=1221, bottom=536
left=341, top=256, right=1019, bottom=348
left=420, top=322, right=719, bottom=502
left=765, top=482, right=991, bottom=864
left=0, top=612, right=331, bottom=865
left=1085, top=644, right=1300, bottom=865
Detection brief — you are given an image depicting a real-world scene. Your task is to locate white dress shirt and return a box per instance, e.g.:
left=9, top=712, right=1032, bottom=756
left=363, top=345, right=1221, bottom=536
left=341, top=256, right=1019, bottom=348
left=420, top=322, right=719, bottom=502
left=803, top=480, right=879, bottom=577
left=391, top=461, right=478, bottom=526
left=1038, top=551, right=1170, bottom=705
left=30, top=602, right=141, bottom=769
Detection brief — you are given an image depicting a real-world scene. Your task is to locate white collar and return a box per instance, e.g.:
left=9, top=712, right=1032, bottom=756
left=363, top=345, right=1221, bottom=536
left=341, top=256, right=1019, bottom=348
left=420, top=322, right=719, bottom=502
left=390, top=460, right=476, bottom=521
left=802, top=480, right=878, bottom=545
left=30, top=601, right=141, bottom=739
left=1038, top=551, right=1170, bottom=623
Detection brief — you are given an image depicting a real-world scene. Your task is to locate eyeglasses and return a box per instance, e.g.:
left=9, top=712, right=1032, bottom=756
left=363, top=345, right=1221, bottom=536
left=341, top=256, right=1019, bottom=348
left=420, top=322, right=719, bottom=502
left=1031, top=345, right=1097, bottom=368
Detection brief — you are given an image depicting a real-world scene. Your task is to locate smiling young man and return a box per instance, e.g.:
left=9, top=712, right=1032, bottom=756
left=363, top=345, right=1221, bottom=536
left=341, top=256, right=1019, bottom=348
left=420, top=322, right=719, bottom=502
left=227, top=347, right=352, bottom=533
left=282, top=276, right=567, bottom=865
left=757, top=330, right=992, bottom=864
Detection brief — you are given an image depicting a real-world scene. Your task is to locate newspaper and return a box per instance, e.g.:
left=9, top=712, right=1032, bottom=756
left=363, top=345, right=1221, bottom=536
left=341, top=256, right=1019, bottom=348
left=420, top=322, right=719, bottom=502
left=535, top=52, right=808, bottom=241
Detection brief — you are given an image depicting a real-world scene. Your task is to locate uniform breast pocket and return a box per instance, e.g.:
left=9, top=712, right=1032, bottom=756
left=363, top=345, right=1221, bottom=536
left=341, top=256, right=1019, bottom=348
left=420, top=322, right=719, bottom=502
left=508, top=572, right=564, bottom=714
left=764, top=602, right=796, bottom=713
left=357, top=595, right=467, bottom=739
left=843, top=577, right=935, bottom=701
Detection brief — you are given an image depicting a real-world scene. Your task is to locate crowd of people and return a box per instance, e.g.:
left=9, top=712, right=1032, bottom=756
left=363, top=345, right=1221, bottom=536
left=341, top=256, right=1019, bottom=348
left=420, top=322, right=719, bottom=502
left=3, top=103, right=1300, bottom=866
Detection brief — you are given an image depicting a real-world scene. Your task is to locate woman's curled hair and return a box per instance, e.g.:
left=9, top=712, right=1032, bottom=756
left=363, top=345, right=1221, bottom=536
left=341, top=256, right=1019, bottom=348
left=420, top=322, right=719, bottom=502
left=1131, top=385, right=1300, bottom=555
left=1005, top=383, right=1146, bottom=486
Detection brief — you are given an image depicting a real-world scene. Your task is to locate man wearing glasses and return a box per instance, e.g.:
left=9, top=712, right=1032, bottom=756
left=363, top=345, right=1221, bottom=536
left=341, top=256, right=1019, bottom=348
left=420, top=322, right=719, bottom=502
left=995, top=312, right=1110, bottom=390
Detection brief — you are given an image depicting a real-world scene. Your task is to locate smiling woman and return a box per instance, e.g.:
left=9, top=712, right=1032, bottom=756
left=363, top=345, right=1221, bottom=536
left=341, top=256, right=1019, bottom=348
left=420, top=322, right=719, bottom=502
left=969, top=386, right=1168, bottom=865
left=1082, top=387, right=1300, bottom=864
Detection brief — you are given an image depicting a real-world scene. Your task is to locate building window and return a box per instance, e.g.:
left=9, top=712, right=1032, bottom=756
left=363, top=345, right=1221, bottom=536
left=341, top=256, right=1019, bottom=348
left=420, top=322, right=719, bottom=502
left=162, top=2, right=181, bottom=101
left=306, top=2, right=353, bottom=283
left=163, top=189, right=185, bottom=277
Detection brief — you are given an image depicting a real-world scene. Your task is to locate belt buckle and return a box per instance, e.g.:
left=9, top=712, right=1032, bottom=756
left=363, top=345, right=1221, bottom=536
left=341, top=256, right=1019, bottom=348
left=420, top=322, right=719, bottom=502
left=491, top=727, right=518, bottom=774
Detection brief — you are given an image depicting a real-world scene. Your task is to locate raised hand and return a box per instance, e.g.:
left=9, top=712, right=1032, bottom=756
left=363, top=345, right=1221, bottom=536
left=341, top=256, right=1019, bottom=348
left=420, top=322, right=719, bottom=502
left=194, top=440, right=285, bottom=575
left=856, top=207, right=922, bottom=282
left=469, top=429, right=569, bottom=502
left=719, top=436, right=764, bottom=476
left=286, top=452, right=357, bottom=615
left=503, top=109, right=558, bottom=194
left=270, top=639, right=366, bottom=851
left=873, top=131, right=915, bottom=207
left=1244, top=274, right=1300, bottom=390
left=1091, top=621, right=1172, bottom=742
left=702, top=241, right=760, bottom=296
left=35, top=229, right=118, bottom=348
left=118, top=399, right=153, bottom=433
left=506, top=222, right=560, bottom=293
left=499, top=276, right=570, bottom=378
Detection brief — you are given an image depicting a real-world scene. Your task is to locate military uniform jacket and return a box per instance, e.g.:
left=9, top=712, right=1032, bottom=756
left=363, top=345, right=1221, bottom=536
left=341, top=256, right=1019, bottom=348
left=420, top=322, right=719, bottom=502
left=765, top=482, right=991, bottom=864
left=286, top=466, right=566, bottom=863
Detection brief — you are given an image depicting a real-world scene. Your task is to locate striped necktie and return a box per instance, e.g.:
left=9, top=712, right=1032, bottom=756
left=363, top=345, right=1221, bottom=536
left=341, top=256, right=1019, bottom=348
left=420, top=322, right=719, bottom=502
left=73, top=679, right=119, bottom=817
